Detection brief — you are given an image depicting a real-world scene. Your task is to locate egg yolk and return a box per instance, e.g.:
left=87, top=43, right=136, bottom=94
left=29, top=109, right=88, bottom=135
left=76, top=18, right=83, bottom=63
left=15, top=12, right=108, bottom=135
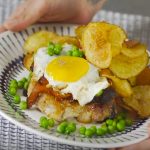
left=46, top=56, right=89, bottom=82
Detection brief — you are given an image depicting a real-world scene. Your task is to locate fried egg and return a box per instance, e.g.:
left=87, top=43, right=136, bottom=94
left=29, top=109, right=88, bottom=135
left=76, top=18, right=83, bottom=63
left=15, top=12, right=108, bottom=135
left=33, top=44, right=109, bottom=106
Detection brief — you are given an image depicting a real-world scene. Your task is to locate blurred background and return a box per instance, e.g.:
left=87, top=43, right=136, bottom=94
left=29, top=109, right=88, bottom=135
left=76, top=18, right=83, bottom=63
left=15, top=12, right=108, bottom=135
left=103, top=0, right=150, bottom=16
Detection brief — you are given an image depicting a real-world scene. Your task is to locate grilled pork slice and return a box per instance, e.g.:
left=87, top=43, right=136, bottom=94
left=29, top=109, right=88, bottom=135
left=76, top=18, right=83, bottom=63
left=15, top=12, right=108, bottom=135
left=27, top=76, right=117, bottom=123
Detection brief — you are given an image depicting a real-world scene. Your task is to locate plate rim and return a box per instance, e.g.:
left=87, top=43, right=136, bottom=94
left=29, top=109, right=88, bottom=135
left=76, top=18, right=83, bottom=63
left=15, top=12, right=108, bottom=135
left=0, top=108, right=149, bottom=148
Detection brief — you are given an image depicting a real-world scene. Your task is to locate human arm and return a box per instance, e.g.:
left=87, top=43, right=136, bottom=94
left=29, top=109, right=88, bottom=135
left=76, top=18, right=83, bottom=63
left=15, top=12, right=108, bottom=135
left=0, top=0, right=106, bottom=32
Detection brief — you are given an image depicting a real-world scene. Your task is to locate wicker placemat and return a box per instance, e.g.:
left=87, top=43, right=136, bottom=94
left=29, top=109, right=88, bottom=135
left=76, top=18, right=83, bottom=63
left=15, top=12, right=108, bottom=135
left=0, top=0, right=150, bottom=149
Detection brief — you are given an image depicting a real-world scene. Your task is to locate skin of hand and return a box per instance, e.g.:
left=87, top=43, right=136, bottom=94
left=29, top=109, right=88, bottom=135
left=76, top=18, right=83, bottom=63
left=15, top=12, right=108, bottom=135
left=110, top=124, right=150, bottom=150
left=0, top=0, right=106, bottom=32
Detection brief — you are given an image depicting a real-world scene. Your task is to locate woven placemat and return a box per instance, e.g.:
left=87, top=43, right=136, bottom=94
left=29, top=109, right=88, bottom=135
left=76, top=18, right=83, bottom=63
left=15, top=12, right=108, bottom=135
left=0, top=0, right=150, bottom=149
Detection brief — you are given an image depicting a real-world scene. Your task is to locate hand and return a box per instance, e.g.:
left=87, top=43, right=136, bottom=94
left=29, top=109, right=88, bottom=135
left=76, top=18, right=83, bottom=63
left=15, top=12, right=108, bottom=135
left=0, top=0, right=106, bottom=32
left=110, top=125, right=150, bottom=150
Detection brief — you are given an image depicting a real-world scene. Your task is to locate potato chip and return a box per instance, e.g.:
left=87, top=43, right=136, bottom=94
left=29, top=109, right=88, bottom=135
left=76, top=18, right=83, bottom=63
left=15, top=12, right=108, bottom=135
left=53, top=35, right=79, bottom=47
left=123, top=86, right=150, bottom=117
left=108, top=27, right=126, bottom=57
left=82, top=23, right=112, bottom=68
left=102, top=74, right=133, bottom=97
left=24, top=31, right=58, bottom=54
left=94, top=22, right=127, bottom=57
left=121, top=40, right=147, bottom=58
left=109, top=52, right=149, bottom=79
left=23, top=53, right=34, bottom=70
left=128, top=76, right=137, bottom=86
left=24, top=31, right=79, bottom=54
left=75, top=25, right=86, bottom=40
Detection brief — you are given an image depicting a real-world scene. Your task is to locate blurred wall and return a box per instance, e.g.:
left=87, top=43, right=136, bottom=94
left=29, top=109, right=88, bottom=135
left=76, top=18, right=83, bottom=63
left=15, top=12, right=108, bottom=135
left=103, top=0, right=150, bottom=16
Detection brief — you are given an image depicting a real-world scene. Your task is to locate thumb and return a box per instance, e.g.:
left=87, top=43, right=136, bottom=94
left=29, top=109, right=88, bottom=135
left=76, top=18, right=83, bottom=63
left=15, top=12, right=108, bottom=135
left=4, top=0, right=49, bottom=32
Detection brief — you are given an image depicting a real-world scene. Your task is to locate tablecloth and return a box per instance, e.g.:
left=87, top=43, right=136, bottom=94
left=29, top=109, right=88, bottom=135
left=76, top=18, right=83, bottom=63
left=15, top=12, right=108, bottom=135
left=0, top=0, right=150, bottom=149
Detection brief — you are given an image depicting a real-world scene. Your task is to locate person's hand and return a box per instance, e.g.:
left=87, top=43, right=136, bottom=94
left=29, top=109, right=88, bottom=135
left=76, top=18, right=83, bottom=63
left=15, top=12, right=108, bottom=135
left=110, top=125, right=150, bottom=150
left=0, top=0, right=106, bottom=32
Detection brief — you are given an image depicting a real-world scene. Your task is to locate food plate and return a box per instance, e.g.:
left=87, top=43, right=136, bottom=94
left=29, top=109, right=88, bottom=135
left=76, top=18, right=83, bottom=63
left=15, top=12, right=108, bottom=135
left=0, top=24, right=149, bottom=148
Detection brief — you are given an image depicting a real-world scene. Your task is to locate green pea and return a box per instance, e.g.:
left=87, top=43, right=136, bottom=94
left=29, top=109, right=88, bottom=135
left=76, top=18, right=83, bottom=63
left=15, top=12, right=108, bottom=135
left=108, top=125, right=116, bottom=134
left=21, top=77, right=28, bottom=83
left=40, top=116, right=47, bottom=122
left=55, top=43, right=62, bottom=51
left=47, top=48, right=54, bottom=56
left=53, top=44, right=62, bottom=55
left=48, top=118, right=55, bottom=127
left=119, top=119, right=126, bottom=126
left=19, top=101, right=27, bottom=110
left=96, top=128, right=105, bottom=136
left=67, top=122, right=76, bottom=132
left=96, top=90, right=103, bottom=97
left=106, top=119, right=113, bottom=126
left=78, top=51, right=84, bottom=58
left=60, top=121, right=68, bottom=128
left=90, top=126, right=97, bottom=134
left=9, top=87, right=17, bottom=95
left=54, top=48, right=61, bottom=55
left=112, top=120, right=117, bottom=129
left=57, top=125, right=66, bottom=134
left=18, top=81, right=24, bottom=89
left=48, top=42, right=55, bottom=50
left=117, top=120, right=126, bottom=131
left=85, top=128, right=94, bottom=138
left=57, top=121, right=68, bottom=134
left=13, top=95, right=21, bottom=104
left=79, top=126, right=86, bottom=135
left=40, top=117, right=49, bottom=129
left=64, top=123, right=76, bottom=134
left=72, top=49, right=80, bottom=57
left=10, top=79, right=18, bottom=88
left=67, top=50, right=73, bottom=56
left=54, top=43, right=62, bottom=55
left=24, top=82, right=29, bottom=90
left=47, top=42, right=55, bottom=56
left=125, top=118, right=132, bottom=126
left=65, top=128, right=71, bottom=135
left=101, top=124, right=108, bottom=134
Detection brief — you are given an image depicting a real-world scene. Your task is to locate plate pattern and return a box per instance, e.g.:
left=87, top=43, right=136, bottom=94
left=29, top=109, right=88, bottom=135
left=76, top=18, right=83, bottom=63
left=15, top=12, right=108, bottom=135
left=0, top=24, right=149, bottom=148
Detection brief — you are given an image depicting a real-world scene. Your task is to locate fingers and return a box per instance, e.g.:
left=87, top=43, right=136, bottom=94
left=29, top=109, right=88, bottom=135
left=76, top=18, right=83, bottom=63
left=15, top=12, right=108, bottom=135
left=3, top=0, right=49, bottom=31
left=3, top=1, right=27, bottom=31
left=0, top=25, right=7, bottom=33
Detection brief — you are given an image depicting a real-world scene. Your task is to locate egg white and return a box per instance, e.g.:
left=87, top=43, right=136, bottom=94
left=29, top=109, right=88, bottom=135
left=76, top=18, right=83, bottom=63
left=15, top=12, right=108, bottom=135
left=33, top=44, right=109, bottom=106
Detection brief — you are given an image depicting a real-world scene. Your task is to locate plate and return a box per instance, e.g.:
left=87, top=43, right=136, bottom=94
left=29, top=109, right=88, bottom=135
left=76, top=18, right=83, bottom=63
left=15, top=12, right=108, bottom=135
left=0, top=24, right=149, bottom=149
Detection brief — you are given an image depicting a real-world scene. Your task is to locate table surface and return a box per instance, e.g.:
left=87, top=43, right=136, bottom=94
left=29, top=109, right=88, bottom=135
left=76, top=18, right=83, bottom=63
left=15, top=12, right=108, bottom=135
left=0, top=0, right=150, bottom=150
left=104, top=0, right=150, bottom=17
